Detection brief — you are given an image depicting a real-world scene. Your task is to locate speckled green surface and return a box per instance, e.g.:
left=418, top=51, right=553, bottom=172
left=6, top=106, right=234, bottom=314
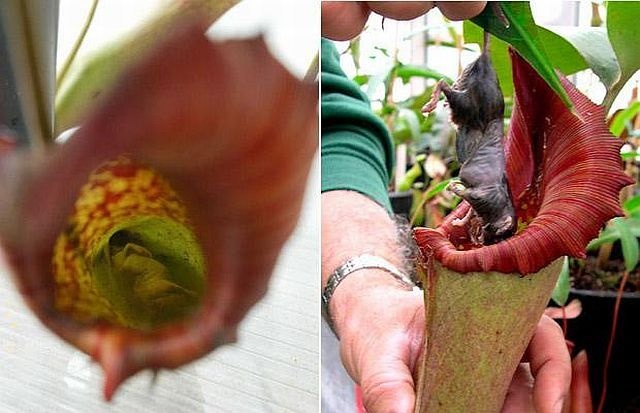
left=415, top=258, right=563, bottom=413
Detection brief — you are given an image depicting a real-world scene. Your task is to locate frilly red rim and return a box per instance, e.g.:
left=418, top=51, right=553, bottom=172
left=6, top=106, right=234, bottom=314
left=414, top=50, right=633, bottom=275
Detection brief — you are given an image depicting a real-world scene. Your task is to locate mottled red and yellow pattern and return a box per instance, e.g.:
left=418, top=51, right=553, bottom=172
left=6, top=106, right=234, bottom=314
left=52, top=155, right=190, bottom=325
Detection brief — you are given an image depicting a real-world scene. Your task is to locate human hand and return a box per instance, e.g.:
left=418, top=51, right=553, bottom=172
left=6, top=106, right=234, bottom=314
left=502, top=315, right=572, bottom=413
left=331, top=271, right=425, bottom=412
left=322, top=1, right=487, bottom=41
left=332, top=278, right=571, bottom=413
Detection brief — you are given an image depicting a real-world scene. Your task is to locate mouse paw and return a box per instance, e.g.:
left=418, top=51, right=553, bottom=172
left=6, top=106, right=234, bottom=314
left=421, top=79, right=446, bottom=114
left=447, top=180, right=467, bottom=197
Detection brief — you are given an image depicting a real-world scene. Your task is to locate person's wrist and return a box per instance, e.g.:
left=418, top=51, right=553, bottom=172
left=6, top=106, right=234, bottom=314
left=329, top=267, right=412, bottom=337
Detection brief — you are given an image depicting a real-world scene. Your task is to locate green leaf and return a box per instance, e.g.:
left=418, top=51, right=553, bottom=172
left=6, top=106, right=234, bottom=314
left=623, top=193, right=640, bottom=214
left=610, top=101, right=640, bottom=136
left=409, top=178, right=453, bottom=226
left=548, top=26, right=620, bottom=90
left=352, top=74, right=371, bottom=86
left=537, top=26, right=587, bottom=76
left=398, top=86, right=435, bottom=113
left=587, top=225, right=620, bottom=250
left=426, top=179, right=451, bottom=199
left=391, top=127, right=412, bottom=145
left=470, top=2, right=574, bottom=111
left=626, top=217, right=640, bottom=235
left=604, top=2, right=640, bottom=109
left=551, top=257, right=570, bottom=306
left=398, top=154, right=426, bottom=192
left=587, top=217, right=640, bottom=250
left=463, top=18, right=586, bottom=100
left=613, top=217, right=640, bottom=272
left=395, top=64, right=453, bottom=84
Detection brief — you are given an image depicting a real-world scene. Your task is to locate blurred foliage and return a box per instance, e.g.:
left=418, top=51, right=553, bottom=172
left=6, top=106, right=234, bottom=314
left=344, top=31, right=464, bottom=225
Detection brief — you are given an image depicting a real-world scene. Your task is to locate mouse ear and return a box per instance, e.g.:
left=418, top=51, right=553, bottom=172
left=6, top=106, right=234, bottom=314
left=414, top=48, right=632, bottom=275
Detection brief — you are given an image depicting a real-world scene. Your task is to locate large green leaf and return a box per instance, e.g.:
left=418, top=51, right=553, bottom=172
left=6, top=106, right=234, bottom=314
left=463, top=23, right=586, bottom=99
left=538, top=26, right=588, bottom=76
left=470, top=2, right=574, bottom=111
left=605, top=2, right=640, bottom=109
left=549, top=26, right=620, bottom=90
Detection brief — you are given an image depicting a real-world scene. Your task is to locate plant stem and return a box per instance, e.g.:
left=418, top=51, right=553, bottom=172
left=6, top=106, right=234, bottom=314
left=596, top=242, right=613, bottom=269
left=603, top=80, right=625, bottom=114
left=409, top=178, right=443, bottom=226
left=56, top=0, right=99, bottom=88
left=596, top=270, right=629, bottom=413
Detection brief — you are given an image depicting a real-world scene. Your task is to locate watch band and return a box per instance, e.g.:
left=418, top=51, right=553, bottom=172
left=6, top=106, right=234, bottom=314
left=322, top=254, right=416, bottom=335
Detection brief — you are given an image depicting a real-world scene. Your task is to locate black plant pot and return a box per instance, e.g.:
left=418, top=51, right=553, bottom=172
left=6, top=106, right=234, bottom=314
left=389, top=190, right=413, bottom=218
left=564, top=289, right=640, bottom=411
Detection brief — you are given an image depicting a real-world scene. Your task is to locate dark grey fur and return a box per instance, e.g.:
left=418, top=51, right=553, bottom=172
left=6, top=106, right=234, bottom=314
left=422, top=36, right=516, bottom=245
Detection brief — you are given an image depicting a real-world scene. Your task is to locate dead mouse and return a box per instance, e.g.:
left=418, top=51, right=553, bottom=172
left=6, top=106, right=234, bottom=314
left=422, top=32, right=515, bottom=245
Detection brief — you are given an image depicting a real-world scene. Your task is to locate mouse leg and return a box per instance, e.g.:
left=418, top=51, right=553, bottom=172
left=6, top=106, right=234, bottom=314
left=452, top=206, right=475, bottom=227
left=421, top=79, right=449, bottom=113
left=448, top=180, right=472, bottom=225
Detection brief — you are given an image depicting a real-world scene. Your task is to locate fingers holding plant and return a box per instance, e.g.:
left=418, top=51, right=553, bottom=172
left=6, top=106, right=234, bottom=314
left=321, top=1, right=487, bottom=40
left=331, top=273, right=424, bottom=413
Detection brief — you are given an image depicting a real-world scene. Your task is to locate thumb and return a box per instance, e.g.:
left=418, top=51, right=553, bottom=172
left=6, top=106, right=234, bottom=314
left=359, top=355, right=416, bottom=413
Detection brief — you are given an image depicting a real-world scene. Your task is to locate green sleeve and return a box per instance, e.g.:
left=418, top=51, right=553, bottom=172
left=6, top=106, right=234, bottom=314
left=321, top=38, right=394, bottom=212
